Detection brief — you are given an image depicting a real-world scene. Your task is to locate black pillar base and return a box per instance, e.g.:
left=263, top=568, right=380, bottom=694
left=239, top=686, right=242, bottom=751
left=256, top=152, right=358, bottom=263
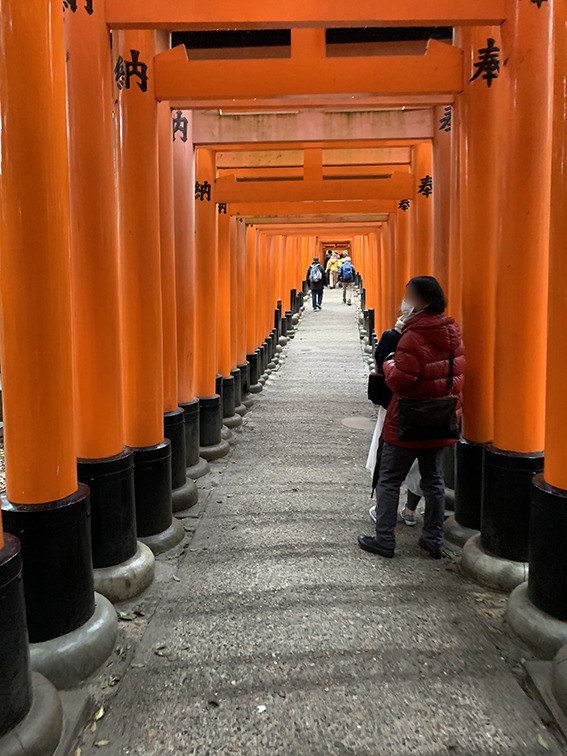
left=258, top=345, right=266, bottom=375
left=238, top=362, right=250, bottom=396
left=231, top=368, right=243, bottom=407
left=0, top=534, right=32, bottom=735
left=247, top=353, right=260, bottom=387
left=132, top=441, right=173, bottom=539
left=528, top=474, right=567, bottom=620
left=2, top=485, right=94, bottom=643
left=274, top=308, right=281, bottom=336
left=454, top=438, right=484, bottom=531
left=179, top=398, right=200, bottom=468
left=281, top=317, right=288, bottom=338
left=291, top=288, right=297, bottom=313
left=222, top=375, right=236, bottom=418
left=164, top=409, right=188, bottom=491
left=361, top=289, right=366, bottom=312
left=481, top=445, right=544, bottom=562
left=77, top=448, right=137, bottom=569
left=215, top=374, right=224, bottom=424
left=285, top=310, right=293, bottom=332
left=199, top=394, right=222, bottom=447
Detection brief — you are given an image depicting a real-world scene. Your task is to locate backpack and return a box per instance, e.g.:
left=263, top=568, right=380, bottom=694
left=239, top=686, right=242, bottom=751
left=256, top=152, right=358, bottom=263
left=341, top=263, right=354, bottom=282
left=310, top=264, right=322, bottom=283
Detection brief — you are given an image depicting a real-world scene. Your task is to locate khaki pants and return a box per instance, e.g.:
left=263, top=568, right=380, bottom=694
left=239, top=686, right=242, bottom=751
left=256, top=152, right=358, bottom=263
left=342, top=281, right=353, bottom=302
left=329, top=270, right=338, bottom=288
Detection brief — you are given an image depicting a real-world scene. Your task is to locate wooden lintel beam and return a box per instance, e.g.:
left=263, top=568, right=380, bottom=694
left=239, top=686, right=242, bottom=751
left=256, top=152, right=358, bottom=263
left=106, top=0, right=506, bottom=30
left=154, top=39, right=463, bottom=101
left=215, top=172, right=413, bottom=203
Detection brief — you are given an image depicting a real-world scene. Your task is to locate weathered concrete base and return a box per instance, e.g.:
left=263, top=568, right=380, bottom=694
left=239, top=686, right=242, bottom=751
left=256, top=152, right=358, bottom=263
left=235, top=403, right=247, bottom=417
left=364, top=344, right=373, bottom=354
left=249, top=383, right=263, bottom=394
left=93, top=542, right=155, bottom=604
left=242, top=396, right=255, bottom=408
left=267, top=361, right=276, bottom=370
left=444, top=515, right=479, bottom=548
left=278, top=336, right=288, bottom=346
left=507, top=582, right=567, bottom=661
left=199, top=439, right=230, bottom=461
left=258, top=377, right=266, bottom=386
left=224, top=413, right=243, bottom=429
left=444, top=487, right=455, bottom=513
left=276, top=345, right=283, bottom=353
left=553, top=644, right=567, bottom=716
left=461, top=534, right=528, bottom=593
left=292, top=314, right=299, bottom=326
left=187, top=456, right=210, bottom=480
left=30, top=594, right=118, bottom=690
left=139, top=518, right=185, bottom=556
left=0, top=673, right=62, bottom=756
left=221, top=425, right=232, bottom=441
left=172, top=477, right=198, bottom=512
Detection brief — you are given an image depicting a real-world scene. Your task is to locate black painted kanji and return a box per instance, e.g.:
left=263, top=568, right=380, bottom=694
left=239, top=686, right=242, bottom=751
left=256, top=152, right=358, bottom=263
left=195, top=181, right=211, bottom=202
left=417, top=175, right=433, bottom=199
left=470, top=38, right=500, bottom=88
left=218, top=203, right=227, bottom=214
left=172, top=111, right=189, bottom=142
left=439, top=106, right=452, bottom=132
left=63, top=0, right=93, bottom=14
left=398, top=199, right=410, bottom=212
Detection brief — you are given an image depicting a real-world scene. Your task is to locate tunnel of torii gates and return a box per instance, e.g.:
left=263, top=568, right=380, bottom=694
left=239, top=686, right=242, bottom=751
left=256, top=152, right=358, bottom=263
left=2, top=0, right=567, bottom=747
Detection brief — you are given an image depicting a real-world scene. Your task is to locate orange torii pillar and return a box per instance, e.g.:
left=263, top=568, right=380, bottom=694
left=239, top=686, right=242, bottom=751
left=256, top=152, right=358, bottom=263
left=447, top=97, right=463, bottom=324
left=462, top=0, right=552, bottom=590
left=246, top=225, right=263, bottom=394
left=380, top=230, right=390, bottom=332
left=173, top=111, right=210, bottom=481
left=158, top=102, right=199, bottom=512
left=433, top=105, right=452, bottom=293
left=115, top=30, right=184, bottom=554
left=412, top=141, right=434, bottom=277
left=66, top=0, right=155, bottom=604
left=446, top=26, right=502, bottom=548
left=507, top=0, right=567, bottom=657
left=396, top=200, right=412, bottom=310
left=217, top=208, right=243, bottom=430
left=259, top=235, right=278, bottom=375
left=194, top=148, right=229, bottom=459
left=0, top=0, right=115, bottom=707
left=231, top=217, right=249, bottom=415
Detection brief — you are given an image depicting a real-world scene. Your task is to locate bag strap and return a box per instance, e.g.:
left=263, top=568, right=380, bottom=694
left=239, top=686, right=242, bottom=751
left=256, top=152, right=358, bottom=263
left=447, top=350, right=455, bottom=393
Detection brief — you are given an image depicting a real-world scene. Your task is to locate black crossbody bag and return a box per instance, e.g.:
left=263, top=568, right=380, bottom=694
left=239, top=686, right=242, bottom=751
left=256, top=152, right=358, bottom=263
left=397, top=351, right=460, bottom=442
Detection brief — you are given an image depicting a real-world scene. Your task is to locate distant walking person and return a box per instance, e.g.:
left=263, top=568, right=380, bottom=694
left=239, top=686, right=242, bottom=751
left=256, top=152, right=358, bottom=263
left=338, top=256, right=356, bottom=305
left=358, top=276, right=465, bottom=559
left=307, top=256, right=325, bottom=311
left=326, top=253, right=341, bottom=289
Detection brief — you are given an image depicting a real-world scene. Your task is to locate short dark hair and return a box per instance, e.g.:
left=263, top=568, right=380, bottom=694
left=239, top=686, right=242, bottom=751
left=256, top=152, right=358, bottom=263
left=407, top=276, right=447, bottom=315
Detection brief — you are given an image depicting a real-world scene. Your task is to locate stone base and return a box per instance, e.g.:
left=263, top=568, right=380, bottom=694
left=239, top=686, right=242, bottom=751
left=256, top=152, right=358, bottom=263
left=278, top=336, right=288, bottom=346
left=200, top=439, right=230, bottom=461
left=276, top=345, right=283, bottom=353
left=462, top=533, right=528, bottom=592
left=93, top=542, right=155, bottom=604
left=249, top=383, right=263, bottom=394
left=444, top=515, right=479, bottom=548
left=172, top=477, right=198, bottom=512
left=242, top=396, right=254, bottom=408
left=259, top=377, right=266, bottom=386
left=30, top=593, right=117, bottom=690
left=0, top=673, right=62, bottom=756
left=221, top=425, right=232, bottom=441
left=224, top=413, right=243, bottom=429
left=507, top=582, right=567, bottom=661
left=234, top=404, right=247, bottom=417
left=187, top=456, right=210, bottom=480
left=444, top=487, right=455, bottom=512
left=267, top=361, right=276, bottom=370
left=139, top=517, right=185, bottom=556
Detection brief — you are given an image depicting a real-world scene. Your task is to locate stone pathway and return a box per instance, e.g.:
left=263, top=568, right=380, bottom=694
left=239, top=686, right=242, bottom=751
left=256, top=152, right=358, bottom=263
left=78, top=288, right=561, bottom=756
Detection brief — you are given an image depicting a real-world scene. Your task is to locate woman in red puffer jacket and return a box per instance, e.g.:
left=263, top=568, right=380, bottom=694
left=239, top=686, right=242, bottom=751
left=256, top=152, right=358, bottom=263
left=358, top=276, right=465, bottom=560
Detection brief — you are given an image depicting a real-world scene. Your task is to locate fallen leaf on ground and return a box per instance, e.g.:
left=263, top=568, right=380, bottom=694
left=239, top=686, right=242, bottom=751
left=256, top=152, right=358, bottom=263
left=94, top=741, right=109, bottom=747
left=537, top=733, right=549, bottom=750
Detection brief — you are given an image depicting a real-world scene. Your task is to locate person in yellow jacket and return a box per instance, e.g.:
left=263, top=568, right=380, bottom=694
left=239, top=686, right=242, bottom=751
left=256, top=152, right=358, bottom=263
left=326, top=254, right=342, bottom=289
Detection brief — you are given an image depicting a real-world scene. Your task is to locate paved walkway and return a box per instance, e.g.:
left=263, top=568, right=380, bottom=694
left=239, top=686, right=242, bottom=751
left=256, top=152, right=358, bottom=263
left=79, top=288, right=560, bottom=756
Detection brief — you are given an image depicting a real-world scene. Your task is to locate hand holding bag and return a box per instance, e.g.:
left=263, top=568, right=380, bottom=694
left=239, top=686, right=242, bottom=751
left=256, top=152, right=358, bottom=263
left=397, top=351, right=459, bottom=442
left=368, top=373, right=393, bottom=409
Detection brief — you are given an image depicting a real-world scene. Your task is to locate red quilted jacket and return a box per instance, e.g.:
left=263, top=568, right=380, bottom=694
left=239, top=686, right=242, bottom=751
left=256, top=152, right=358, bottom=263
left=382, top=311, right=465, bottom=449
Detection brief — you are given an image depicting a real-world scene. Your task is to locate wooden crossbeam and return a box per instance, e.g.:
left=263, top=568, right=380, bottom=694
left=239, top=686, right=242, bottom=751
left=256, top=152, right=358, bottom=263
left=106, top=0, right=506, bottom=30
left=154, top=36, right=463, bottom=101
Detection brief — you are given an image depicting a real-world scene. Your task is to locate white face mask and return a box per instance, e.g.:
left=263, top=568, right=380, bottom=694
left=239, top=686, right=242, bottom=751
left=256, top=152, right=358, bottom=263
left=400, top=298, right=414, bottom=318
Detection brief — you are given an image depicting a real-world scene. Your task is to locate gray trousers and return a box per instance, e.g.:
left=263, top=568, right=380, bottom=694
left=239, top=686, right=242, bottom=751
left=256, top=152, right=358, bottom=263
left=375, top=442, right=446, bottom=551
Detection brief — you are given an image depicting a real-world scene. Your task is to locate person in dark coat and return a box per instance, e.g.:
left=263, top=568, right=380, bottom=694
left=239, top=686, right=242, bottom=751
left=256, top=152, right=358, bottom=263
left=359, top=276, right=465, bottom=560
left=306, top=256, right=326, bottom=311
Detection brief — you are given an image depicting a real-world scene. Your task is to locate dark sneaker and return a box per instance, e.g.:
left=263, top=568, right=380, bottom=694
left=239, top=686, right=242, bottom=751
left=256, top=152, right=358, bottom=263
left=418, top=537, right=443, bottom=560
left=400, top=509, right=417, bottom=527
left=357, top=535, right=394, bottom=558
